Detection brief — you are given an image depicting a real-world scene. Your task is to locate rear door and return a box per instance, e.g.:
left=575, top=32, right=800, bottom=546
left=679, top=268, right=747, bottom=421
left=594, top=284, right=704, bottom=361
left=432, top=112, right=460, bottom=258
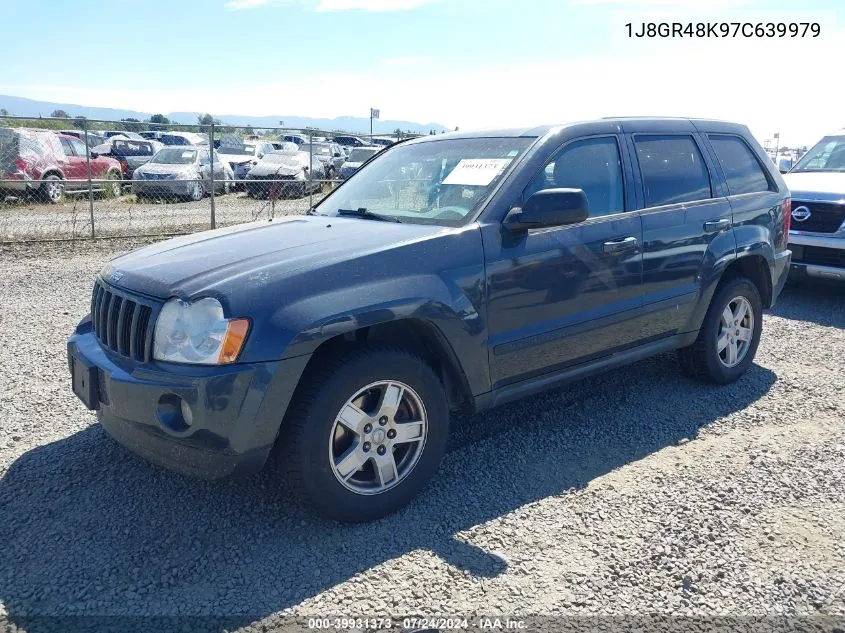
left=624, top=122, right=735, bottom=338
left=700, top=132, right=782, bottom=259
left=59, top=137, right=88, bottom=184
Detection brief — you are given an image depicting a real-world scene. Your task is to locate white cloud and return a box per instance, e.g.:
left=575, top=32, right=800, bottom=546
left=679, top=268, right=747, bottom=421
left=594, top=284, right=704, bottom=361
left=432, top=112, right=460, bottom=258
left=5, top=15, right=843, bottom=148
left=575, top=0, right=750, bottom=5
left=224, top=0, right=273, bottom=10
left=381, top=55, right=432, bottom=66
left=316, top=0, right=436, bottom=10
left=223, top=0, right=436, bottom=10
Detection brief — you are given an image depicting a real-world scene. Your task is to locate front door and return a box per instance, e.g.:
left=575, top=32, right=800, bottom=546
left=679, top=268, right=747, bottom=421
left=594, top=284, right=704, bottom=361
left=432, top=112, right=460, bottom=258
left=484, top=135, right=644, bottom=388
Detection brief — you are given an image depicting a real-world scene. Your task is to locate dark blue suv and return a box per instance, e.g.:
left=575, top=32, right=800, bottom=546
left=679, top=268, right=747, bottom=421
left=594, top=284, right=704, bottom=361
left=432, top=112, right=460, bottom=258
left=68, top=118, right=792, bottom=522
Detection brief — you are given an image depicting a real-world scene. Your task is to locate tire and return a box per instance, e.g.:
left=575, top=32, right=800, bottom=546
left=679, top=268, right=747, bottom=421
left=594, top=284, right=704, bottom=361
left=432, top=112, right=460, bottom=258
left=678, top=275, right=763, bottom=384
left=39, top=174, right=64, bottom=204
left=283, top=345, right=450, bottom=522
left=188, top=179, right=204, bottom=202
left=105, top=170, right=122, bottom=198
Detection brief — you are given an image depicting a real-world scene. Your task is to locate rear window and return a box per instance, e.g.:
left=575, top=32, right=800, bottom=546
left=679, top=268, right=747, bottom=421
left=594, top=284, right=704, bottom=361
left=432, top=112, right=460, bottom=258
left=161, top=135, right=189, bottom=146
left=348, top=148, right=379, bottom=162
left=151, top=148, right=197, bottom=164
left=708, top=135, right=773, bottom=195
left=634, top=135, right=712, bottom=207
left=112, top=140, right=155, bottom=156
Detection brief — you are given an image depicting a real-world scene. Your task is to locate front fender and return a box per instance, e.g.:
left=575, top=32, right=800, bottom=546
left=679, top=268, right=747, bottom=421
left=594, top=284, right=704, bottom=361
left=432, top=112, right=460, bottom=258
left=280, top=273, right=489, bottom=396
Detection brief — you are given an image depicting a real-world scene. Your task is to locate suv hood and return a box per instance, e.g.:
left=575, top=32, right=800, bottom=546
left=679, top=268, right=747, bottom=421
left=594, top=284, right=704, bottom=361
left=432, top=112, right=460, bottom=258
left=784, top=171, right=845, bottom=200
left=137, top=163, right=197, bottom=175
left=103, top=215, right=446, bottom=299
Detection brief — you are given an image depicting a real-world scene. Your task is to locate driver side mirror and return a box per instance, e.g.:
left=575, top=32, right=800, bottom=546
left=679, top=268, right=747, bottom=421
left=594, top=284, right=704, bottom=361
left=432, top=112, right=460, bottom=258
left=90, top=152, right=99, bottom=159
left=504, top=188, right=589, bottom=233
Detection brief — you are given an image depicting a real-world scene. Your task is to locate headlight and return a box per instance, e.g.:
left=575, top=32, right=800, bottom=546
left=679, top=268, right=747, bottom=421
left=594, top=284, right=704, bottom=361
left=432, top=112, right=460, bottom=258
left=133, top=170, right=144, bottom=180
left=295, top=170, right=306, bottom=180
left=153, top=297, right=249, bottom=365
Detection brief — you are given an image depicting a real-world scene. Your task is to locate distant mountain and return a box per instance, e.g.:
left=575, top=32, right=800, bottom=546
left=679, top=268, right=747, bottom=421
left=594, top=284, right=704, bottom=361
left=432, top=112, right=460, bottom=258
left=0, top=95, right=449, bottom=135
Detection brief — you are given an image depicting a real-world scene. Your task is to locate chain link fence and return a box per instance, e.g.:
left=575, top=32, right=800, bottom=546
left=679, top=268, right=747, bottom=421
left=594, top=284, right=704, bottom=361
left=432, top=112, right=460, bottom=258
left=0, top=115, right=421, bottom=242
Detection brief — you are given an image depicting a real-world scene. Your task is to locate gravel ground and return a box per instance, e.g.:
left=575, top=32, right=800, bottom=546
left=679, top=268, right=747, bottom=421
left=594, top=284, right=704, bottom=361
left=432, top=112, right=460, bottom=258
left=0, top=188, right=328, bottom=241
left=0, top=238, right=843, bottom=633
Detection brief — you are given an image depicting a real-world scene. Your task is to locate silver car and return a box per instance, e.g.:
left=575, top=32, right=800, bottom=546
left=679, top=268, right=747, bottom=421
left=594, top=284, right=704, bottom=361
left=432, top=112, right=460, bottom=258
left=298, top=142, right=345, bottom=178
left=132, top=147, right=233, bottom=202
left=783, top=128, right=845, bottom=282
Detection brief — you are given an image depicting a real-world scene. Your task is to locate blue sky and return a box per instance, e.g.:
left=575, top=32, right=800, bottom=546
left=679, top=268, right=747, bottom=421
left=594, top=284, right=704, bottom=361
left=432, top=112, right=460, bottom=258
left=1, top=0, right=842, bottom=145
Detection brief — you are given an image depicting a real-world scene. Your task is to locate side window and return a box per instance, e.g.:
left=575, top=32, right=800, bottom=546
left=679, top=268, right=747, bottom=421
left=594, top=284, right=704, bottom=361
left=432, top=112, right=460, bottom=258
left=525, top=136, right=625, bottom=218
left=708, top=135, right=774, bottom=195
left=634, top=135, right=712, bottom=207
left=59, top=137, right=74, bottom=156
left=69, top=138, right=89, bottom=157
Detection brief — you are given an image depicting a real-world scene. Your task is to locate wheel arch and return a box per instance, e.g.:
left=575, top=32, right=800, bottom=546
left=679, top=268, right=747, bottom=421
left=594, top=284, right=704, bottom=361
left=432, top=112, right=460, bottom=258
left=294, top=318, right=476, bottom=414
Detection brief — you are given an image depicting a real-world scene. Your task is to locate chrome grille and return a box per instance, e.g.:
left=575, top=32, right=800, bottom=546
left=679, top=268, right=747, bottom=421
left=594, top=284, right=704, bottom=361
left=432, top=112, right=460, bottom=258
left=90, top=279, right=155, bottom=361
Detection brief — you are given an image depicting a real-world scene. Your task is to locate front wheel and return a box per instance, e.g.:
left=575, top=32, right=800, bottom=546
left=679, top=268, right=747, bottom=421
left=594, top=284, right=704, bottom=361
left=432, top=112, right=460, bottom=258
left=283, top=346, right=449, bottom=522
left=678, top=276, right=763, bottom=384
left=187, top=179, right=204, bottom=202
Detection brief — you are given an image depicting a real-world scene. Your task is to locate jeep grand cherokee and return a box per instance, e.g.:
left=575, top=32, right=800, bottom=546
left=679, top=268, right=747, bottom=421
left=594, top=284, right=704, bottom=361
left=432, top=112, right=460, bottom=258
left=68, top=118, right=791, bottom=522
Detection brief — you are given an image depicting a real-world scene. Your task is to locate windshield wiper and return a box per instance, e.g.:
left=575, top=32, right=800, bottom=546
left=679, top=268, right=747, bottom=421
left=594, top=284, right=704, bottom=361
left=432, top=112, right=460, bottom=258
left=337, top=208, right=402, bottom=223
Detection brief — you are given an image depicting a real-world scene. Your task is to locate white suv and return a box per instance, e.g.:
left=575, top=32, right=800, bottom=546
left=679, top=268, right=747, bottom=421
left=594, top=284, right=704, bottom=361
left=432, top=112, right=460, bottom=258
left=783, top=129, right=845, bottom=282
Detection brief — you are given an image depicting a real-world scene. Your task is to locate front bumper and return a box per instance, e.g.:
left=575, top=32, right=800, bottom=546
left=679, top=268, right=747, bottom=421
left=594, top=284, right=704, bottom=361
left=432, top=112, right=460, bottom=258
left=771, top=249, right=791, bottom=304
left=132, top=179, right=195, bottom=197
left=788, top=231, right=845, bottom=281
left=67, top=325, right=311, bottom=479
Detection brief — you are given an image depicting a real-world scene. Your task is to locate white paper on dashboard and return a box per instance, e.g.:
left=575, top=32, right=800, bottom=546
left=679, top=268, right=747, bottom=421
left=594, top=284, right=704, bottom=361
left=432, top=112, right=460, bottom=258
left=442, top=159, right=511, bottom=186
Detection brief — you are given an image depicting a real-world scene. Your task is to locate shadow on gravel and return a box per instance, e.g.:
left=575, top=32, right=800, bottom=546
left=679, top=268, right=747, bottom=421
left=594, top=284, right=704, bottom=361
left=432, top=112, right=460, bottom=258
left=771, top=276, right=845, bottom=329
left=0, top=354, right=777, bottom=632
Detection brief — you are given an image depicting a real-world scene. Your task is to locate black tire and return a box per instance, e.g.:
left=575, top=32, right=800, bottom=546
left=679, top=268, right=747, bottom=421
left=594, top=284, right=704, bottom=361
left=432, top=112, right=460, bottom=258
left=678, top=275, right=763, bottom=384
left=283, top=345, right=450, bottom=522
left=105, top=170, right=122, bottom=198
left=186, top=179, right=204, bottom=202
left=39, top=174, right=64, bottom=204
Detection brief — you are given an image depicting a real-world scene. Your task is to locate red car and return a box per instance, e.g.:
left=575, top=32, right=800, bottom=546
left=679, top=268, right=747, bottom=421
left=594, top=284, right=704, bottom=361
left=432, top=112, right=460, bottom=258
left=0, top=128, right=123, bottom=203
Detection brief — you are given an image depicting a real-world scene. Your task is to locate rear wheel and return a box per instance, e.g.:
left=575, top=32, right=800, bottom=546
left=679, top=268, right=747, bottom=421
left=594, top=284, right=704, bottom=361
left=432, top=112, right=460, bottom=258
left=283, top=346, right=449, bottom=522
left=39, top=175, right=64, bottom=204
left=678, top=276, right=763, bottom=384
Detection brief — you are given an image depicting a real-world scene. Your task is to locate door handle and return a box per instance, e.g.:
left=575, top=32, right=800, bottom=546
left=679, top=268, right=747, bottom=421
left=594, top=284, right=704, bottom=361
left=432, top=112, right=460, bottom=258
left=603, top=236, right=639, bottom=254
left=704, top=218, right=732, bottom=233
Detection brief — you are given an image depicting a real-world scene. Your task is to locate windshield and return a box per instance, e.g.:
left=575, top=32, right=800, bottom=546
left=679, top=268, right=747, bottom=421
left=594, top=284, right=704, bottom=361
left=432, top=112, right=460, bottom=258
left=219, top=144, right=256, bottom=155
left=300, top=144, right=332, bottom=156
left=262, top=152, right=300, bottom=164
left=347, top=148, right=380, bottom=162
left=315, top=136, right=535, bottom=226
left=150, top=148, right=198, bottom=164
left=791, top=136, right=845, bottom=172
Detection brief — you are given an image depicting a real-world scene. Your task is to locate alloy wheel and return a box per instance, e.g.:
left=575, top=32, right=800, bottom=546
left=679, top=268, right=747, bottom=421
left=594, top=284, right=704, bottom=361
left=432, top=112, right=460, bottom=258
left=328, top=380, right=428, bottom=495
left=717, top=296, right=754, bottom=368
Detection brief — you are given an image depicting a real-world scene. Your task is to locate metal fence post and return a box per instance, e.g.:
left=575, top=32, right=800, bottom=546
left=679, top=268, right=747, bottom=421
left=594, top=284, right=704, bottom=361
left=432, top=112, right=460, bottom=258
left=209, top=121, right=216, bottom=230
left=82, top=121, right=95, bottom=238
left=308, top=129, right=313, bottom=211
